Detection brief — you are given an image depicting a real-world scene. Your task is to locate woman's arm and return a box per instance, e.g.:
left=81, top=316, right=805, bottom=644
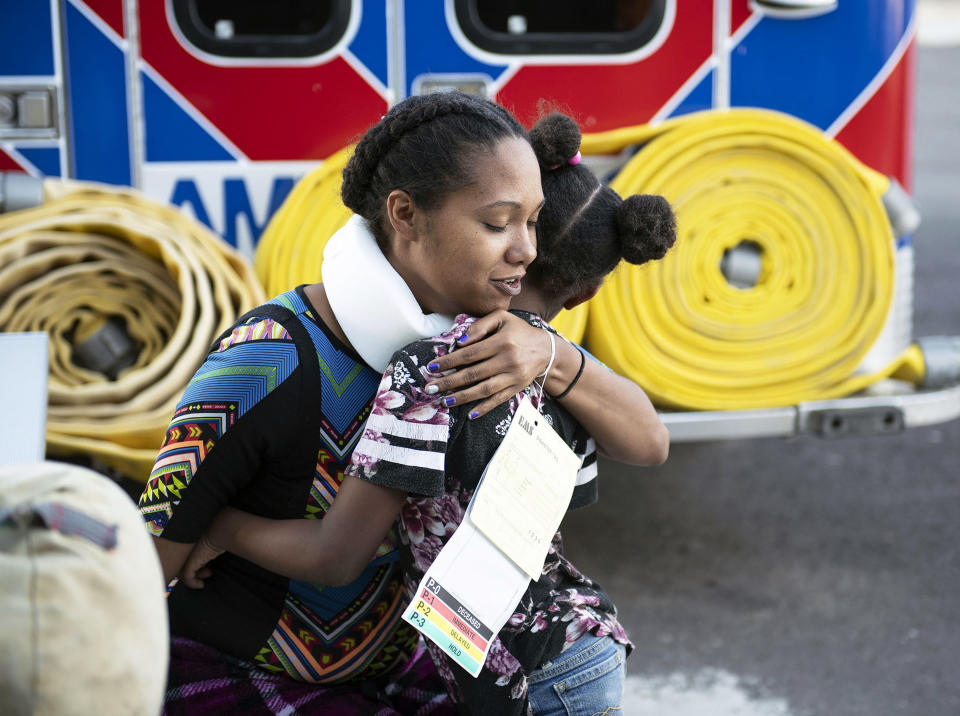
left=423, top=310, right=668, bottom=465
left=180, top=477, right=406, bottom=588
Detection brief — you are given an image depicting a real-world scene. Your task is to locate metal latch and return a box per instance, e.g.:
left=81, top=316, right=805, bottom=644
left=412, top=74, right=492, bottom=98
left=0, top=86, right=59, bottom=139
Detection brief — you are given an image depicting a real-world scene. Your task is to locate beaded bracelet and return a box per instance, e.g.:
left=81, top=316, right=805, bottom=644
left=554, top=347, right=586, bottom=400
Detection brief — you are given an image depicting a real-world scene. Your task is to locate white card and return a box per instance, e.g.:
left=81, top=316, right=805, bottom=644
left=403, top=515, right=528, bottom=677
left=0, top=332, right=49, bottom=466
left=468, top=395, right=581, bottom=580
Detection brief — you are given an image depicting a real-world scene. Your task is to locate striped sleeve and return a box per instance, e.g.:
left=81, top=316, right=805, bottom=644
left=346, top=351, right=451, bottom=498
left=568, top=434, right=599, bottom=510
left=568, top=342, right=601, bottom=510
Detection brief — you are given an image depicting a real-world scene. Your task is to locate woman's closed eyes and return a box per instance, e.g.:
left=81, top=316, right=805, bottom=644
left=482, top=220, right=539, bottom=232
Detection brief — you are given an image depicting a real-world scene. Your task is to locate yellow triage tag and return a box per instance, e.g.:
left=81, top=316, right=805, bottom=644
left=469, top=394, right=582, bottom=580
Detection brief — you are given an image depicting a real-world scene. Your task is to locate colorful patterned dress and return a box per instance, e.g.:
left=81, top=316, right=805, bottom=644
left=139, top=286, right=420, bottom=689
left=346, top=312, right=632, bottom=715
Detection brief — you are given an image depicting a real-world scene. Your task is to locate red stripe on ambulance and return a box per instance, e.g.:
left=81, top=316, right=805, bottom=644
left=137, top=1, right=386, bottom=161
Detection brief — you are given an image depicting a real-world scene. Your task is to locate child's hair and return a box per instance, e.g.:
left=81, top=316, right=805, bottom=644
left=527, top=113, right=676, bottom=305
left=342, top=92, right=528, bottom=246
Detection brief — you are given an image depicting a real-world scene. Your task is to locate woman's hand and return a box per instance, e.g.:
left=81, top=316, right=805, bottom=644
left=424, top=310, right=552, bottom=419
left=424, top=309, right=669, bottom=465
left=178, top=533, right=225, bottom=589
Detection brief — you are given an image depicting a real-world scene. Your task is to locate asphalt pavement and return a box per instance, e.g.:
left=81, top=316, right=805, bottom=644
left=560, top=43, right=960, bottom=716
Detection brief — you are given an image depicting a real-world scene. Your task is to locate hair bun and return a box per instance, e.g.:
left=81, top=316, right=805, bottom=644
left=529, top=113, right=581, bottom=170
left=616, top=194, right=677, bottom=265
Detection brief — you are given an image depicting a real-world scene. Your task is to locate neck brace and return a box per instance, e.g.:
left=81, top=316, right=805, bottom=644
left=321, top=214, right=455, bottom=372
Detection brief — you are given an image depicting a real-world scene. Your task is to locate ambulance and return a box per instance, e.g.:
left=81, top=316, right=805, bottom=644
left=1, top=0, right=958, bottom=443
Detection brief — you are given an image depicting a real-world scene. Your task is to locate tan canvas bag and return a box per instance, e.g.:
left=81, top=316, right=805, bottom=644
left=0, top=461, right=168, bottom=716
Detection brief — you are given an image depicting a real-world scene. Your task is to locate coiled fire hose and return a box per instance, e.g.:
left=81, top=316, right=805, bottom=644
left=254, top=146, right=589, bottom=342
left=255, top=145, right=353, bottom=297
left=0, top=178, right=265, bottom=480
left=579, top=109, right=928, bottom=410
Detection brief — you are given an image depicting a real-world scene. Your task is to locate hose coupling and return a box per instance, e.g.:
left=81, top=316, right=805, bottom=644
left=882, top=178, right=922, bottom=238
left=72, top=318, right=139, bottom=381
left=0, top=171, right=44, bottom=213
left=917, top=336, right=960, bottom=389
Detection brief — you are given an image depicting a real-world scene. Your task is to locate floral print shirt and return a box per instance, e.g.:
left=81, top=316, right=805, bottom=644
left=345, top=312, right=631, bottom=715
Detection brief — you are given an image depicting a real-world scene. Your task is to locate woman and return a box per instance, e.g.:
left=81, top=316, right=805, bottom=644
left=181, top=114, right=676, bottom=714
left=140, top=92, right=662, bottom=713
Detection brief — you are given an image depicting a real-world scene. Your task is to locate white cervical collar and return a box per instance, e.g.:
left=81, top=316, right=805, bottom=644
left=321, top=214, right=455, bottom=372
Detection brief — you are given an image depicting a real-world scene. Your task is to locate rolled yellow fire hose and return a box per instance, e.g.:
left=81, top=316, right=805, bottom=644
left=0, top=179, right=265, bottom=480
left=254, top=145, right=589, bottom=342
left=254, top=145, right=354, bottom=298
left=581, top=109, right=924, bottom=409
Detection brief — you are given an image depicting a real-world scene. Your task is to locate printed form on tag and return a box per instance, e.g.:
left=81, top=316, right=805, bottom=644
left=403, top=395, right=582, bottom=676
left=469, top=395, right=582, bottom=580
left=404, top=514, right=529, bottom=677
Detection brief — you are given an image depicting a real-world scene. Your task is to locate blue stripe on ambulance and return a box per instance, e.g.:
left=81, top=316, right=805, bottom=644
left=141, top=73, right=235, bottom=162
left=0, top=2, right=55, bottom=76
left=349, top=0, right=389, bottom=89
left=730, top=0, right=915, bottom=130
left=668, top=70, right=715, bottom=119
left=63, top=2, right=130, bottom=185
left=15, top=147, right=61, bottom=177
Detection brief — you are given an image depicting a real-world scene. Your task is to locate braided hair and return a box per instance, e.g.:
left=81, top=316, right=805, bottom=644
left=527, top=113, right=676, bottom=305
left=341, top=92, right=528, bottom=246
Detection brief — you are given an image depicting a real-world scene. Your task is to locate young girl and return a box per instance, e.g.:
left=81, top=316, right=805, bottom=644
left=181, top=113, right=676, bottom=714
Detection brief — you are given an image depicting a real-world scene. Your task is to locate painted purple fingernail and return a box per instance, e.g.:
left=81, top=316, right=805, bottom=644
left=457, top=333, right=469, bottom=343
left=469, top=411, right=479, bottom=420
left=444, top=396, right=456, bottom=407
left=428, top=362, right=439, bottom=372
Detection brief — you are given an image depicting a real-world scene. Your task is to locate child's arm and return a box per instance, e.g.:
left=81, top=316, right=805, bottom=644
left=180, top=345, right=451, bottom=589
left=423, top=311, right=669, bottom=466
left=547, top=340, right=669, bottom=465
left=179, top=476, right=406, bottom=588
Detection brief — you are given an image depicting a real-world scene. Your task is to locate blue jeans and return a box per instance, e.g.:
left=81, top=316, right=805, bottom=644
left=527, top=633, right=627, bottom=716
